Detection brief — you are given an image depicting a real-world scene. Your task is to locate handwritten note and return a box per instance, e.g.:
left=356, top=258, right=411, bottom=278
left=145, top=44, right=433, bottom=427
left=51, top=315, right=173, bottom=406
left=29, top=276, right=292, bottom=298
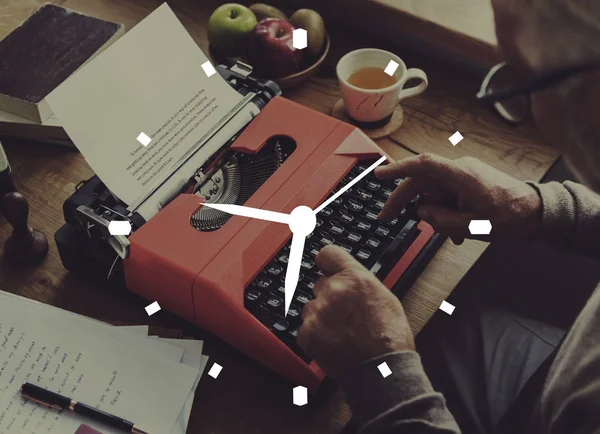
left=0, top=295, right=199, bottom=434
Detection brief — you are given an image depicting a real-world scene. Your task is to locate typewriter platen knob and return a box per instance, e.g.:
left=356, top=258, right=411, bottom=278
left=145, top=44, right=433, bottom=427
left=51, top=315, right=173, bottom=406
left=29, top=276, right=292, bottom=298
left=0, top=191, right=49, bottom=265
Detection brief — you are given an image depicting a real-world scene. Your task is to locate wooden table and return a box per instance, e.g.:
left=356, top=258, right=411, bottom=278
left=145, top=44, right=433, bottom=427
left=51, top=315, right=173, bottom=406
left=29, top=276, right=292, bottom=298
left=0, top=1, right=557, bottom=433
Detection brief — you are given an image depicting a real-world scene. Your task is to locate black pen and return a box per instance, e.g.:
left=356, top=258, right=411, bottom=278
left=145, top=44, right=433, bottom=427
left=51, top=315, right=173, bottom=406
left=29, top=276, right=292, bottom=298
left=20, top=382, right=149, bottom=434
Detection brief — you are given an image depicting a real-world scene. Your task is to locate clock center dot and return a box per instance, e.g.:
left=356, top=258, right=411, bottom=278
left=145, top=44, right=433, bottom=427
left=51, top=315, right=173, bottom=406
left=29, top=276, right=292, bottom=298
left=289, top=206, right=316, bottom=236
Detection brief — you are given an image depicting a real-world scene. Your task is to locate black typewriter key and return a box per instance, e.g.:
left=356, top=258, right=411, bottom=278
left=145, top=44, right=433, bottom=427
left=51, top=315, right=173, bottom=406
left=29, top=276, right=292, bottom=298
left=394, top=178, right=402, bottom=186
left=355, top=220, right=372, bottom=232
left=365, top=210, right=379, bottom=221
left=297, top=272, right=305, bottom=283
left=329, top=219, right=345, bottom=235
left=322, top=207, right=333, bottom=217
left=319, top=231, right=335, bottom=246
left=301, top=256, right=315, bottom=271
left=382, top=188, right=393, bottom=199
left=347, top=232, right=362, bottom=243
left=347, top=198, right=364, bottom=213
left=334, top=196, right=344, bottom=206
left=303, top=277, right=315, bottom=292
left=295, top=291, right=312, bottom=305
left=356, top=249, right=371, bottom=261
left=266, top=262, right=283, bottom=276
left=252, top=302, right=274, bottom=327
left=245, top=288, right=261, bottom=303
left=365, top=238, right=381, bottom=249
left=273, top=319, right=289, bottom=334
left=356, top=189, right=372, bottom=201
left=287, top=304, right=301, bottom=319
left=273, top=285, right=285, bottom=296
left=373, top=200, right=386, bottom=211
left=366, top=180, right=381, bottom=191
left=289, top=327, right=299, bottom=339
left=315, top=218, right=323, bottom=228
left=385, top=216, right=399, bottom=226
left=309, top=242, right=321, bottom=256
left=315, top=269, right=325, bottom=278
left=339, top=210, right=354, bottom=224
left=277, top=252, right=289, bottom=264
left=267, top=296, right=283, bottom=309
left=375, top=226, right=390, bottom=237
left=254, top=274, right=272, bottom=289
left=339, top=244, right=353, bottom=254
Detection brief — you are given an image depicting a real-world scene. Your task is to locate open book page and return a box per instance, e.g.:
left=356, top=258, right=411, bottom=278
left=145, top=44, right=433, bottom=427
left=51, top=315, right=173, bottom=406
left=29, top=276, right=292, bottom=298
left=46, top=3, right=243, bottom=206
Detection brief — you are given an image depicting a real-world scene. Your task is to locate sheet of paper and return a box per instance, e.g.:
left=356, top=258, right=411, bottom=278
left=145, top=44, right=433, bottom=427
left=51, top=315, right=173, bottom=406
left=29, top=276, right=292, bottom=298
left=45, top=2, right=243, bottom=206
left=152, top=339, right=208, bottom=434
left=0, top=292, right=183, bottom=363
left=0, top=299, right=199, bottom=434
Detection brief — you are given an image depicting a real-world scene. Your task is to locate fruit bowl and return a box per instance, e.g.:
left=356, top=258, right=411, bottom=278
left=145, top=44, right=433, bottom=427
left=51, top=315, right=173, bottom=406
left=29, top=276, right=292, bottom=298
left=209, top=32, right=330, bottom=90
left=275, top=33, right=330, bottom=89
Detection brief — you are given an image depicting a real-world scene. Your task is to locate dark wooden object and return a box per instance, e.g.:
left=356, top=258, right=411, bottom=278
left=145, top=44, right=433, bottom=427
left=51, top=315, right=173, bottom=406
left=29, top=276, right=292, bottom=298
left=0, top=191, right=48, bottom=265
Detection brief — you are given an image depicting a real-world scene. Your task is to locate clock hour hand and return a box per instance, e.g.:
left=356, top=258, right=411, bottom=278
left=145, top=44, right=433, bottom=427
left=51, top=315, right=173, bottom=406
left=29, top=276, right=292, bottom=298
left=285, top=206, right=317, bottom=315
left=201, top=203, right=292, bottom=225
left=284, top=232, right=307, bottom=315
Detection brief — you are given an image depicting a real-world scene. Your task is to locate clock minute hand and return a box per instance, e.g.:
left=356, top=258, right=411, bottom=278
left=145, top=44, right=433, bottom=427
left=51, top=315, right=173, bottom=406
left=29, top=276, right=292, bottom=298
left=201, top=203, right=292, bottom=225
left=314, top=156, right=388, bottom=214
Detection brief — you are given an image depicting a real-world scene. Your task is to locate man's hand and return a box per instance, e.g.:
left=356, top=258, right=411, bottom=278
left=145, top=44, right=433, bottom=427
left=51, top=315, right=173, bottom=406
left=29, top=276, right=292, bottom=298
left=297, top=245, right=414, bottom=379
left=375, top=153, right=542, bottom=244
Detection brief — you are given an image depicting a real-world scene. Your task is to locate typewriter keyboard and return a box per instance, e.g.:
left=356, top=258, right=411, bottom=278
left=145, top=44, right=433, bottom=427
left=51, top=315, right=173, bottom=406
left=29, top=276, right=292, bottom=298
left=244, top=161, right=421, bottom=362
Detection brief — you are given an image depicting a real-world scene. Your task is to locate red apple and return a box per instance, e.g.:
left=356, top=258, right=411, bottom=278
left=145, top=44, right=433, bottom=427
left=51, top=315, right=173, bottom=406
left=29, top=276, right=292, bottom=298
left=247, top=18, right=302, bottom=78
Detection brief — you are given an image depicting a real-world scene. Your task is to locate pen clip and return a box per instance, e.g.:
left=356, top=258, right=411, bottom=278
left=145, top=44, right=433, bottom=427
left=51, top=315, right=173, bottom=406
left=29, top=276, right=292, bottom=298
left=22, top=393, right=64, bottom=412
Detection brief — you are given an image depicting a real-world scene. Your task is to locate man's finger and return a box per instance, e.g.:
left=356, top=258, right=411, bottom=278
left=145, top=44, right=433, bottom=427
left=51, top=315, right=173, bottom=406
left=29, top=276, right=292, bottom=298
left=315, top=244, right=361, bottom=275
left=375, top=154, right=462, bottom=189
left=379, top=177, right=436, bottom=221
left=417, top=204, right=474, bottom=240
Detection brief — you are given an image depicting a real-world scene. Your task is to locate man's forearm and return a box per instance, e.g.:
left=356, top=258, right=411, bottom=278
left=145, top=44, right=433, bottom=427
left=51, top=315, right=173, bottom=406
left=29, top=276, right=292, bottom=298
left=338, top=351, right=461, bottom=434
left=528, top=181, right=600, bottom=255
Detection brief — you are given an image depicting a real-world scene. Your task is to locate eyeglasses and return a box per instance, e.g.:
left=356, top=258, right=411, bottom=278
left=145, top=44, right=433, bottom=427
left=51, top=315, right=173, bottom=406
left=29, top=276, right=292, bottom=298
left=477, top=61, right=600, bottom=124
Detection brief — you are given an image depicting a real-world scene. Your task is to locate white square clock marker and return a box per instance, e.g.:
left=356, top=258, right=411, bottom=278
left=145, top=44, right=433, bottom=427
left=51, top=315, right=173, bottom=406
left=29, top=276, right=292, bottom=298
left=137, top=132, right=151, bottom=147
left=202, top=61, right=217, bottom=77
left=449, top=131, right=464, bottom=146
left=384, top=60, right=399, bottom=77
left=145, top=301, right=161, bottom=316
left=208, top=363, right=223, bottom=379
left=439, top=300, right=456, bottom=315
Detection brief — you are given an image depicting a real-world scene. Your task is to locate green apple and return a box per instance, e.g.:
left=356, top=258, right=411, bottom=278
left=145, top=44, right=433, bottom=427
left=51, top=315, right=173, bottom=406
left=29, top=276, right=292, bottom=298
left=208, top=4, right=257, bottom=56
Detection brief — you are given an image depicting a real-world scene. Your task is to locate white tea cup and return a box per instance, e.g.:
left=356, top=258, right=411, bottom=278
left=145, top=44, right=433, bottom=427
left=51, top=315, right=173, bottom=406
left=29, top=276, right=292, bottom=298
left=336, top=48, right=428, bottom=124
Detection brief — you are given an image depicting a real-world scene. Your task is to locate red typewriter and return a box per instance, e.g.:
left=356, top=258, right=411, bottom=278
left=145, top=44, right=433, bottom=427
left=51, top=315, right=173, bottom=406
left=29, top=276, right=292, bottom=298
left=57, top=63, right=443, bottom=390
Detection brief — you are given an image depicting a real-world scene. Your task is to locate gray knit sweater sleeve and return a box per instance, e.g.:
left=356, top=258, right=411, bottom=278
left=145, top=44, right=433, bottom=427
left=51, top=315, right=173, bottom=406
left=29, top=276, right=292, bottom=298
left=338, top=351, right=461, bottom=433
left=528, top=181, right=600, bottom=255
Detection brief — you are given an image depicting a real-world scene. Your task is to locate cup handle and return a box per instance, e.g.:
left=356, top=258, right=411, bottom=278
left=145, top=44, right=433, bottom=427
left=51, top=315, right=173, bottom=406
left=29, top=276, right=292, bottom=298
left=397, top=68, right=428, bottom=101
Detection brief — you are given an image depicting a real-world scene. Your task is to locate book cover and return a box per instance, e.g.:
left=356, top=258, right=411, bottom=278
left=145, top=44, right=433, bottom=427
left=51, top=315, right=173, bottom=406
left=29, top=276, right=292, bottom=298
left=0, top=3, right=125, bottom=123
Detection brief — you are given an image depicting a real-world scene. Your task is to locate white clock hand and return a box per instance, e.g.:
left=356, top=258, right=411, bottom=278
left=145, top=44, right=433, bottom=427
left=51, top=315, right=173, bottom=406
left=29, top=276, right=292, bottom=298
left=285, top=206, right=316, bottom=315
left=201, top=203, right=292, bottom=225
left=314, top=156, right=388, bottom=214
left=285, top=233, right=307, bottom=315
left=202, top=202, right=316, bottom=315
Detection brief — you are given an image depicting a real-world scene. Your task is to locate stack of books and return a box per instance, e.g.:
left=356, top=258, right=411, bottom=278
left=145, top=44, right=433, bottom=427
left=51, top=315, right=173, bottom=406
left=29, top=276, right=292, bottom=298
left=0, top=4, right=125, bottom=147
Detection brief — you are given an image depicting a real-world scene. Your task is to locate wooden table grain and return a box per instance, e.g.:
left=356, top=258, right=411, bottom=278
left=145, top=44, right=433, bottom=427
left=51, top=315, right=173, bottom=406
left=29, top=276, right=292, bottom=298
left=0, top=1, right=557, bottom=433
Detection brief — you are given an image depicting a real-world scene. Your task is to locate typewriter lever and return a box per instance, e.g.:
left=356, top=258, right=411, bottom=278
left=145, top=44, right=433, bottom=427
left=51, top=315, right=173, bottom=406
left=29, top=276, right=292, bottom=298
left=75, top=206, right=131, bottom=260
